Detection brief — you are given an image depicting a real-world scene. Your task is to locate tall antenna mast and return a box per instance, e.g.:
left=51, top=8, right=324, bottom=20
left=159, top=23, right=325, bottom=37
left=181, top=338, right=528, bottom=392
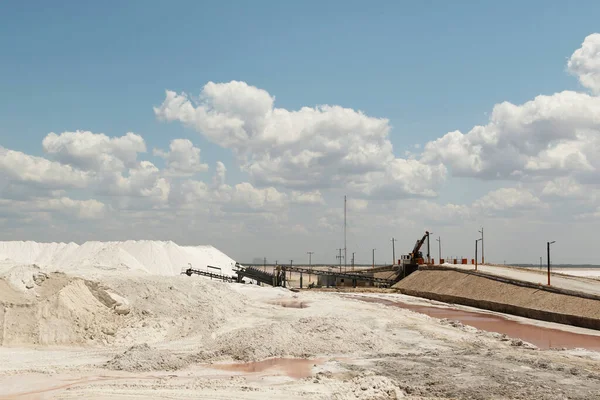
left=344, top=195, right=347, bottom=272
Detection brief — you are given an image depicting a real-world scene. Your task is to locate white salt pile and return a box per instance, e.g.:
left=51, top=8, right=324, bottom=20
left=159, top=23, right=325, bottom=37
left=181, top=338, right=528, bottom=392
left=0, top=269, right=248, bottom=347
left=0, top=240, right=238, bottom=278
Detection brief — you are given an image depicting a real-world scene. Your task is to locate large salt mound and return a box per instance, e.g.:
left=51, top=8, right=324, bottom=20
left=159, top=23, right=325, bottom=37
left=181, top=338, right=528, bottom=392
left=0, top=240, right=239, bottom=278
left=0, top=241, right=72, bottom=265
left=0, top=270, right=247, bottom=346
left=183, top=245, right=237, bottom=274
left=69, top=244, right=149, bottom=275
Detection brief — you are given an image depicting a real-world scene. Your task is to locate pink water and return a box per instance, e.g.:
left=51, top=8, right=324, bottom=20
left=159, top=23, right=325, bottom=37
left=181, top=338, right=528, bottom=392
left=354, top=296, right=600, bottom=350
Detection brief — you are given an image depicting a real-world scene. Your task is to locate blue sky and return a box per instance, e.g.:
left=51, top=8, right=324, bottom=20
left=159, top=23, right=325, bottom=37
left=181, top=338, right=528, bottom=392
left=2, top=1, right=597, bottom=151
left=2, top=1, right=600, bottom=263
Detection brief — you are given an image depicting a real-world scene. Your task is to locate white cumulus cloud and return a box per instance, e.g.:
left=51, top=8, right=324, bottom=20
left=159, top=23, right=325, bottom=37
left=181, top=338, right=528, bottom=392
left=0, top=146, right=90, bottom=189
left=212, top=161, right=227, bottom=187
left=153, top=139, right=208, bottom=176
left=541, top=177, right=586, bottom=199
left=154, top=80, right=445, bottom=197
left=227, top=182, right=287, bottom=211
left=101, top=161, right=170, bottom=203
left=40, top=197, right=106, bottom=219
left=43, top=130, right=146, bottom=172
left=0, top=196, right=105, bottom=220
left=411, top=200, right=471, bottom=224
left=422, top=35, right=600, bottom=185
left=568, top=33, right=600, bottom=94
left=472, top=187, right=545, bottom=216
left=291, top=190, right=325, bottom=205
left=347, top=198, right=368, bottom=211
left=422, top=91, right=600, bottom=180
left=524, top=138, right=594, bottom=173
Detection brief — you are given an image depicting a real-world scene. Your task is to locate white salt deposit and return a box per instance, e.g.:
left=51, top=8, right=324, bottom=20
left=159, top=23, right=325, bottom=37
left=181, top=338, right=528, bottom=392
left=2, top=264, right=48, bottom=292
left=553, top=268, right=600, bottom=278
left=0, top=240, right=239, bottom=278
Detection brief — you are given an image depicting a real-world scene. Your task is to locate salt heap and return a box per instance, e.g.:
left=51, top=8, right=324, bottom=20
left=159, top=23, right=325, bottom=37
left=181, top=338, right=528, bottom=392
left=0, top=240, right=239, bottom=278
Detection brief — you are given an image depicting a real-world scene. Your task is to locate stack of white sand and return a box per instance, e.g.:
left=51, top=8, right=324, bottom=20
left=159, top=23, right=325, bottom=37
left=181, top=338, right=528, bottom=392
left=0, top=240, right=239, bottom=278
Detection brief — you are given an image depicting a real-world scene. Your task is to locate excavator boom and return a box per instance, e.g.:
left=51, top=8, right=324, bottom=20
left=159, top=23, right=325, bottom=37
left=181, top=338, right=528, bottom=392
left=411, top=231, right=429, bottom=257
left=396, top=230, right=430, bottom=281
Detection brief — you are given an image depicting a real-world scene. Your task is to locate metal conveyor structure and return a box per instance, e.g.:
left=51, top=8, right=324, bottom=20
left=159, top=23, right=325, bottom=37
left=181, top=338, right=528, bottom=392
left=234, top=264, right=286, bottom=286
left=280, top=266, right=395, bottom=288
left=182, top=267, right=235, bottom=282
left=183, top=263, right=397, bottom=288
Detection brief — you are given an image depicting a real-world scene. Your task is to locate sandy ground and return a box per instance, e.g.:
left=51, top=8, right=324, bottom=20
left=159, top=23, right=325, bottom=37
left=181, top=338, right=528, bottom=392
left=447, top=263, right=600, bottom=296
left=1, top=270, right=600, bottom=399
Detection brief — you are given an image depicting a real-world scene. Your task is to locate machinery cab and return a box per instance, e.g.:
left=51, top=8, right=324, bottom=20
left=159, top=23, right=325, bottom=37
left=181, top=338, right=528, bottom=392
left=399, top=254, right=412, bottom=266
left=400, top=254, right=424, bottom=265
left=398, top=254, right=419, bottom=279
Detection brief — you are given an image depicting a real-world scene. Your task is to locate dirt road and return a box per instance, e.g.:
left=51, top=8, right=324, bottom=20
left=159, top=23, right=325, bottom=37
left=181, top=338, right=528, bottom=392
left=449, top=263, right=600, bottom=296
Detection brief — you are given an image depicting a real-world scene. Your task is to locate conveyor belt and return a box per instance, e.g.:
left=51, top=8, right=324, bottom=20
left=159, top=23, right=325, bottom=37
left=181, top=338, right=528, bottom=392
left=234, top=265, right=285, bottom=286
left=182, top=268, right=234, bottom=282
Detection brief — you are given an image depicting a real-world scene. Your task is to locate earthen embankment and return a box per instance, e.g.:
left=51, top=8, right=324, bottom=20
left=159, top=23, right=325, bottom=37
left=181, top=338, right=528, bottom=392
left=393, top=267, right=600, bottom=330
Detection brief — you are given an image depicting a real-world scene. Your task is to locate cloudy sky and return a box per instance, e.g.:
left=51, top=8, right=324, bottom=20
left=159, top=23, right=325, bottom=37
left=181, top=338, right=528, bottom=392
left=1, top=1, right=600, bottom=265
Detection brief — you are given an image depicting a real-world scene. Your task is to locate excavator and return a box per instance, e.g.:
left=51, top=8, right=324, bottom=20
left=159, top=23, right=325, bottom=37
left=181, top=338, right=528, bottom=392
left=398, top=231, right=430, bottom=278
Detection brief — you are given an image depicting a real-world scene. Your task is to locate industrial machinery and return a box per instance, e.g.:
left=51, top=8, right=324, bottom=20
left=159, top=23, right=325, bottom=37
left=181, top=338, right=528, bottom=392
left=399, top=231, right=430, bottom=277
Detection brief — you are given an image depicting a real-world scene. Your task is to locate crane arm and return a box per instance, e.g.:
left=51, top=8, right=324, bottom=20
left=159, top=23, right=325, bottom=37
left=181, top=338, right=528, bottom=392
left=411, top=231, right=429, bottom=257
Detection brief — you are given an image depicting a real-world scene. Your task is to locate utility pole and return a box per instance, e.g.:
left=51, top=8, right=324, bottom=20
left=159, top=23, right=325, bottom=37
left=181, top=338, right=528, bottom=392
left=391, top=238, right=397, bottom=265
left=547, top=241, right=555, bottom=285
left=478, top=227, right=484, bottom=264
left=475, top=238, right=482, bottom=271
left=351, top=252, right=355, bottom=271
left=307, top=252, right=313, bottom=268
left=307, top=251, right=314, bottom=283
left=344, top=195, right=347, bottom=273
left=540, top=256, right=542, bottom=271
left=475, top=240, right=478, bottom=271
left=426, top=232, right=432, bottom=264
left=336, top=248, right=343, bottom=273
left=263, top=257, right=267, bottom=273
left=372, top=248, right=376, bottom=268
left=436, top=236, right=441, bottom=264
